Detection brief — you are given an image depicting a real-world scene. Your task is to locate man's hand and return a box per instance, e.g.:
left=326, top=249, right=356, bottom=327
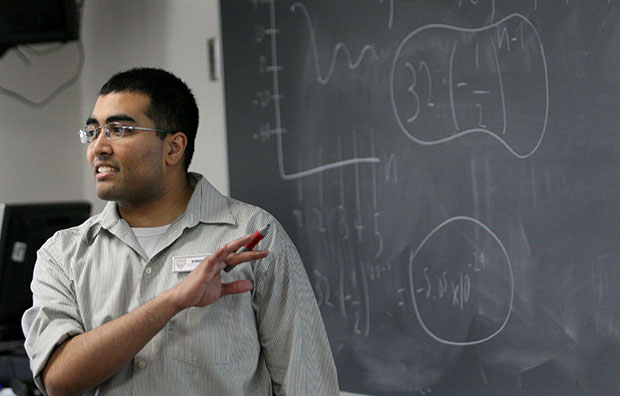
left=166, top=233, right=269, bottom=312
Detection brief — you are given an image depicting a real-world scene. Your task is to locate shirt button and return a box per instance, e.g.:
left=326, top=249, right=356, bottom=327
left=145, top=267, right=152, bottom=275
left=138, top=361, right=147, bottom=369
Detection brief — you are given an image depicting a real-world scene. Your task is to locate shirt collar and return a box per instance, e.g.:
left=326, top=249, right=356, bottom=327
left=183, top=172, right=236, bottom=227
left=89, top=172, right=236, bottom=236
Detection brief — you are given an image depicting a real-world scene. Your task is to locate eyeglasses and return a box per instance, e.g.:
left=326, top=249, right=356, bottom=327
left=78, top=122, right=172, bottom=144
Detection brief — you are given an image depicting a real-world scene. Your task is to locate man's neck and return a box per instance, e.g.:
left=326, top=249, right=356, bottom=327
left=117, top=177, right=194, bottom=228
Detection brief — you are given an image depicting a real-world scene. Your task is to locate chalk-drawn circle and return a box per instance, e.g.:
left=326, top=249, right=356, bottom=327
left=408, top=216, right=514, bottom=346
left=389, top=14, right=549, bottom=159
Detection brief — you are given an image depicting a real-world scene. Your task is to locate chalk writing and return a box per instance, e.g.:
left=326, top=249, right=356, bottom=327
left=409, top=216, right=514, bottom=346
left=290, top=2, right=380, bottom=85
left=390, top=14, right=549, bottom=158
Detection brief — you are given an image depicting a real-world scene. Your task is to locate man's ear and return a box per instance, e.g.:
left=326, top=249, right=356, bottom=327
left=165, top=132, right=188, bottom=166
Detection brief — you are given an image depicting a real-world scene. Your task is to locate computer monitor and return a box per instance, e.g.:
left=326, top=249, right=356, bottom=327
left=0, top=202, right=91, bottom=341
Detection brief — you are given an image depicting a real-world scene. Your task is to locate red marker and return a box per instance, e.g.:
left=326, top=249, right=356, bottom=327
left=225, top=224, right=271, bottom=272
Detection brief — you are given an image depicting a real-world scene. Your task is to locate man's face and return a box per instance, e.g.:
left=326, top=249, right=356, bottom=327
left=86, top=91, right=167, bottom=206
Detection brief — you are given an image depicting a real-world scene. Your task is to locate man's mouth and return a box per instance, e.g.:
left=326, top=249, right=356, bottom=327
left=95, top=165, right=120, bottom=180
left=97, top=166, right=119, bottom=174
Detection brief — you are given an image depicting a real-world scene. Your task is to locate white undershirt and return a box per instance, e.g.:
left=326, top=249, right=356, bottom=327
left=131, top=224, right=171, bottom=259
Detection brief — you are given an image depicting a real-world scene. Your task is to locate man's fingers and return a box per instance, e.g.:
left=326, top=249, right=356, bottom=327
left=227, top=233, right=256, bottom=252
left=225, top=250, right=269, bottom=267
left=220, top=280, right=253, bottom=297
left=210, top=234, right=255, bottom=262
left=199, top=231, right=272, bottom=276
left=199, top=234, right=261, bottom=274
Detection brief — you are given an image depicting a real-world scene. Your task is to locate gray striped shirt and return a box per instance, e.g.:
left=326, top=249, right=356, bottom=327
left=22, top=173, right=339, bottom=395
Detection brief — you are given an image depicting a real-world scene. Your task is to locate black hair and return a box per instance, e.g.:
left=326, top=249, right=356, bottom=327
left=99, top=67, right=199, bottom=172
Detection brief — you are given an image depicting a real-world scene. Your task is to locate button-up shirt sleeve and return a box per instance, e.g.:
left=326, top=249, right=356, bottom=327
left=253, top=241, right=339, bottom=395
left=22, top=233, right=85, bottom=396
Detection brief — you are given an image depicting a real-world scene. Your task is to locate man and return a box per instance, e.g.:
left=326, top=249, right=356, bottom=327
left=22, top=68, right=339, bottom=396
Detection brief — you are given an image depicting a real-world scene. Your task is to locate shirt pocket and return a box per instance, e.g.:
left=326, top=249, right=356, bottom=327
left=166, top=299, right=233, bottom=365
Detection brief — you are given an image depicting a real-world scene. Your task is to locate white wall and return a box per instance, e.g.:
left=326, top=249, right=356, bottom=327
left=1, top=0, right=228, bottom=214
left=0, top=42, right=85, bottom=203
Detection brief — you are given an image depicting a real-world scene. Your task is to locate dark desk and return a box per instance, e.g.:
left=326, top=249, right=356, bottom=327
left=0, top=343, right=36, bottom=395
left=0, top=355, right=30, bottom=386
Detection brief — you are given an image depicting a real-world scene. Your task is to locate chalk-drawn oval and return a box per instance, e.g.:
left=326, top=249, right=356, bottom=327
left=390, top=14, right=548, bottom=159
left=409, top=216, right=514, bottom=346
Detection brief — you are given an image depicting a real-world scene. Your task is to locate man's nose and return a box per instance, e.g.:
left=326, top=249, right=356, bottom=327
left=90, top=129, right=112, bottom=156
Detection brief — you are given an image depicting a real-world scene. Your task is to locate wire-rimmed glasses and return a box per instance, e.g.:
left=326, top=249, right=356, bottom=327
left=78, top=122, right=172, bottom=144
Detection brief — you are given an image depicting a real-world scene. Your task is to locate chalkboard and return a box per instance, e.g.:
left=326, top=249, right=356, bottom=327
left=221, top=1, right=620, bottom=395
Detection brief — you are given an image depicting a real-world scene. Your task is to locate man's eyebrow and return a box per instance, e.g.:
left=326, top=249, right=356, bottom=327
left=85, top=114, right=137, bottom=125
left=106, top=114, right=136, bottom=124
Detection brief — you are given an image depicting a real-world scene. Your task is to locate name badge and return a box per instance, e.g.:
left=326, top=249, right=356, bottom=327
left=172, top=254, right=211, bottom=273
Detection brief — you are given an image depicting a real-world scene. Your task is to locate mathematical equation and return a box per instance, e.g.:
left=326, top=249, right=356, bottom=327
left=409, top=216, right=514, bottom=346
left=390, top=14, right=549, bottom=159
